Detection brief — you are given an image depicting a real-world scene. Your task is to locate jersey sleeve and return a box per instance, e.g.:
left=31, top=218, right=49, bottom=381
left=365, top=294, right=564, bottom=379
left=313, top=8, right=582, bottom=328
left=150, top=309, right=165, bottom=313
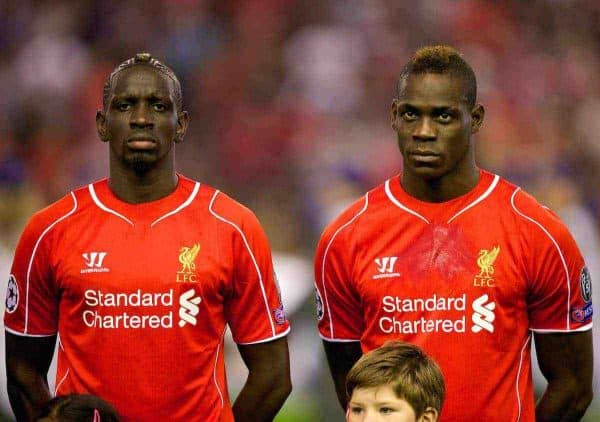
left=220, top=201, right=289, bottom=344
left=314, top=196, right=366, bottom=342
left=4, top=196, right=75, bottom=336
left=514, top=191, right=593, bottom=332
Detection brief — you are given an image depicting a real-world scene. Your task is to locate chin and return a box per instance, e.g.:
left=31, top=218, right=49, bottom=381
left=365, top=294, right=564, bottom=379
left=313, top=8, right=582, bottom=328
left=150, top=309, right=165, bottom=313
left=126, top=157, right=156, bottom=174
left=408, top=165, right=448, bottom=181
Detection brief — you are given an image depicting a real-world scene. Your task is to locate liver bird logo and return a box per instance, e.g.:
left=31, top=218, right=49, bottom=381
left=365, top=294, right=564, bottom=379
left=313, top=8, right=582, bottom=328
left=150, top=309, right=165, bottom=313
left=477, top=246, right=500, bottom=278
left=179, top=244, right=201, bottom=273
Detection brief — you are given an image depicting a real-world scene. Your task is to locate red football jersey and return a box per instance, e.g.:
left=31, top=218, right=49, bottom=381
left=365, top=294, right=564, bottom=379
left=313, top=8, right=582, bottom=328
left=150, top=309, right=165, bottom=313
left=4, top=175, right=289, bottom=422
left=315, top=170, right=592, bottom=421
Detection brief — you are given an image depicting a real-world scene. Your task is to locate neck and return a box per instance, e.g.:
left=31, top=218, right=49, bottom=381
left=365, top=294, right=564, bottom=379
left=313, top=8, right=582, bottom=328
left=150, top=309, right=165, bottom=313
left=401, top=160, right=480, bottom=203
left=108, top=162, right=178, bottom=204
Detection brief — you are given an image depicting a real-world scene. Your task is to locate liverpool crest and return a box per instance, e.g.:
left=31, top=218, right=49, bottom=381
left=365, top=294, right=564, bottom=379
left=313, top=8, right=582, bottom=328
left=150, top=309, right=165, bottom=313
left=474, top=246, right=500, bottom=287
left=177, top=243, right=200, bottom=282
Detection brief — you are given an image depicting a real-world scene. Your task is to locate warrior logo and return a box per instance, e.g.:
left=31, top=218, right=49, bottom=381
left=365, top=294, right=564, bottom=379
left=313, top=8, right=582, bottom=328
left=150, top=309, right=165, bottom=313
left=471, top=294, right=496, bottom=333
left=580, top=266, right=592, bottom=303
left=373, top=257, right=400, bottom=279
left=178, top=288, right=202, bottom=327
left=177, top=244, right=200, bottom=282
left=81, top=252, right=109, bottom=274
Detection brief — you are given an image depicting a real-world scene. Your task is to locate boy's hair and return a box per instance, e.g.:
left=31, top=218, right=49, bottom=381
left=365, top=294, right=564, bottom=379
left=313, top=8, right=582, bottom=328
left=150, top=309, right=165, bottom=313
left=397, top=45, right=477, bottom=107
left=346, top=341, right=445, bottom=417
left=36, top=394, right=121, bottom=422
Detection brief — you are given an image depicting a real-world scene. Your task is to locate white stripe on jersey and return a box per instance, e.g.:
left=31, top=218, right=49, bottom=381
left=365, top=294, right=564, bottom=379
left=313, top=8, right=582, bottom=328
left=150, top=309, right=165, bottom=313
left=208, top=190, right=276, bottom=337
left=384, top=174, right=500, bottom=224
left=24, top=192, right=78, bottom=334
left=510, top=187, right=572, bottom=330
left=214, top=328, right=226, bottom=409
left=150, top=182, right=200, bottom=227
left=89, top=184, right=134, bottom=226
left=515, top=333, right=531, bottom=421
left=447, top=174, right=500, bottom=223
left=384, top=179, right=429, bottom=223
left=319, top=193, right=369, bottom=340
left=236, top=326, right=291, bottom=345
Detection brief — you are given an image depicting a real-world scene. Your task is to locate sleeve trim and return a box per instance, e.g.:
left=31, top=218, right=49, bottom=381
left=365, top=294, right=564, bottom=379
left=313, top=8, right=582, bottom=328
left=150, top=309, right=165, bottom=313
left=510, top=187, right=572, bottom=330
left=5, top=326, right=57, bottom=337
left=319, top=333, right=361, bottom=343
left=319, top=193, right=369, bottom=339
left=24, top=192, right=78, bottom=334
left=236, top=326, right=290, bottom=345
left=208, top=190, right=276, bottom=337
left=530, top=322, right=593, bottom=333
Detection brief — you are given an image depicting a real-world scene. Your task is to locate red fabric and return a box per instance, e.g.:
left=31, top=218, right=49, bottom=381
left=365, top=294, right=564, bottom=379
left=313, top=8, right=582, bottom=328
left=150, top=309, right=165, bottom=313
left=5, top=175, right=289, bottom=422
left=315, top=170, right=591, bottom=421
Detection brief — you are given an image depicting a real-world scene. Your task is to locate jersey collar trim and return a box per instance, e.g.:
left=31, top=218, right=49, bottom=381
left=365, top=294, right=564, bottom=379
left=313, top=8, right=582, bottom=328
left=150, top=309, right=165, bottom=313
left=384, top=172, right=500, bottom=224
left=89, top=184, right=135, bottom=226
left=150, top=182, right=200, bottom=227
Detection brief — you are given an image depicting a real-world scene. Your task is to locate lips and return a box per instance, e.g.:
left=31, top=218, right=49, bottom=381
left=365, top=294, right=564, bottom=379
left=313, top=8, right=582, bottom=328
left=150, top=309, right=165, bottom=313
left=126, top=134, right=158, bottom=150
left=408, top=151, right=441, bottom=163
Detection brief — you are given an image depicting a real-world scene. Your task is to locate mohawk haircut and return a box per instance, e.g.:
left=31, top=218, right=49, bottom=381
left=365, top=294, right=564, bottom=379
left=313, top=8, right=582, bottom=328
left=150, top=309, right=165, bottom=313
left=397, top=45, right=477, bottom=107
left=346, top=341, right=445, bottom=417
left=102, top=53, right=183, bottom=111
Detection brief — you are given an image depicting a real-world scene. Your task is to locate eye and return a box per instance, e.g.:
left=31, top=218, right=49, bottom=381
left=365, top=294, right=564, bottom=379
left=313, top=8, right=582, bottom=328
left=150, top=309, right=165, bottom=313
left=117, top=102, right=131, bottom=111
left=401, top=110, right=418, bottom=121
left=153, top=103, right=166, bottom=111
left=350, top=406, right=364, bottom=415
left=379, top=407, right=396, bottom=414
left=438, top=112, right=452, bottom=122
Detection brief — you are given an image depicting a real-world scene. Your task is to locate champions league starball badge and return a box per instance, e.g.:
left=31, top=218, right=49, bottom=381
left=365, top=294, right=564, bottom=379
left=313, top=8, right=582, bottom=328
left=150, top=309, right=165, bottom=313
left=315, top=288, right=324, bottom=321
left=580, top=266, right=592, bottom=303
left=5, top=274, right=19, bottom=313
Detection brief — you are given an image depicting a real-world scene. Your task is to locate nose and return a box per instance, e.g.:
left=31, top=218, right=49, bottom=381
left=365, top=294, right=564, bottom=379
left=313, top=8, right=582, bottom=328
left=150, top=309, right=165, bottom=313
left=413, top=116, right=436, bottom=141
left=130, top=103, right=153, bottom=129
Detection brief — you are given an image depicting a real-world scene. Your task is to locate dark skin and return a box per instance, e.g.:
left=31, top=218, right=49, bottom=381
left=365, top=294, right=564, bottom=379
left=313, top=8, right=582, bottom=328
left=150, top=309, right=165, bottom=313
left=324, top=73, right=593, bottom=419
left=7, top=65, right=291, bottom=422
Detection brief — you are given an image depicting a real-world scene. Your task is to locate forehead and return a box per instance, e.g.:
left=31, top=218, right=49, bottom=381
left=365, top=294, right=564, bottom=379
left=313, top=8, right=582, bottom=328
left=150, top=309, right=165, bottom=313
left=398, top=73, right=468, bottom=107
left=110, top=66, right=174, bottom=98
left=351, top=385, right=403, bottom=403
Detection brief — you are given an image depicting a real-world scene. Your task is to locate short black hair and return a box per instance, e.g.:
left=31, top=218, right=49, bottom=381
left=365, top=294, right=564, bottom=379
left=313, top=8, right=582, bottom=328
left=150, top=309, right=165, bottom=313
left=397, top=45, right=477, bottom=107
left=102, top=53, right=183, bottom=111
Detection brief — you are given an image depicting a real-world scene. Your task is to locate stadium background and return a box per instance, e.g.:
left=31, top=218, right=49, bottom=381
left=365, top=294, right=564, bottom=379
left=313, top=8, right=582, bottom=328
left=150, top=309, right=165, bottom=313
left=0, top=0, right=598, bottom=420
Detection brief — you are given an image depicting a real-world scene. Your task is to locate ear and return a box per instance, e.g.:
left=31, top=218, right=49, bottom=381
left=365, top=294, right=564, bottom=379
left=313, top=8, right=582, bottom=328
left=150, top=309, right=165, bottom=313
left=96, top=110, right=109, bottom=142
left=470, top=103, right=485, bottom=134
left=391, top=99, right=401, bottom=131
left=418, top=407, right=439, bottom=422
left=174, top=111, right=190, bottom=143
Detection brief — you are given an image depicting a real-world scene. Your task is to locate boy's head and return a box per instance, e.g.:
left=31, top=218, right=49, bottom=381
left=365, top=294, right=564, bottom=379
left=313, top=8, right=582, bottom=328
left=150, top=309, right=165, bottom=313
left=36, top=394, right=121, bottom=422
left=346, top=341, right=445, bottom=422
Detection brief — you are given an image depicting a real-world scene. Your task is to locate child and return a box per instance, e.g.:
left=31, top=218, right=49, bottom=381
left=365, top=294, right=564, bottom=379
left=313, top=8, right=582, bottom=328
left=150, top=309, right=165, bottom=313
left=346, top=341, right=445, bottom=422
left=36, top=394, right=121, bottom=422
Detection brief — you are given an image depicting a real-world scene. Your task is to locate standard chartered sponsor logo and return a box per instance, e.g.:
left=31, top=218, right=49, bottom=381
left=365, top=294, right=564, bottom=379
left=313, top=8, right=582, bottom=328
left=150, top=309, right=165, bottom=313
left=82, top=288, right=202, bottom=329
left=471, top=294, right=495, bottom=333
left=379, top=294, right=467, bottom=334
left=178, top=288, right=202, bottom=327
left=378, top=293, right=497, bottom=335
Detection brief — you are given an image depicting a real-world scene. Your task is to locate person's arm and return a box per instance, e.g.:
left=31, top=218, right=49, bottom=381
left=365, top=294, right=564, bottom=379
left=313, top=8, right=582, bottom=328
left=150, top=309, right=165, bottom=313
left=534, top=330, right=593, bottom=421
left=5, top=332, right=57, bottom=421
left=232, top=337, right=291, bottom=422
left=322, top=340, right=362, bottom=410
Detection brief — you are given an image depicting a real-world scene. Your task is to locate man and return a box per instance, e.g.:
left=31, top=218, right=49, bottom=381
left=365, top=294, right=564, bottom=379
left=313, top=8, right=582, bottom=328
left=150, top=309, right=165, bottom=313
left=5, top=53, right=291, bottom=422
left=315, top=45, right=593, bottom=421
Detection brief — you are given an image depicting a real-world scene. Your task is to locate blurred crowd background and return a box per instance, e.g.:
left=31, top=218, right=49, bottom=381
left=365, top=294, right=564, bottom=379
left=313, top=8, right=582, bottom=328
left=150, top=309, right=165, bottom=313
left=1, top=0, right=599, bottom=420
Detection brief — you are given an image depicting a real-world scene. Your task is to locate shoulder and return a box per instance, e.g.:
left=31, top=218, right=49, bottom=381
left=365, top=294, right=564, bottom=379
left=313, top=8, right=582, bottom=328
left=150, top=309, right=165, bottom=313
left=317, top=180, right=388, bottom=249
left=22, top=191, right=79, bottom=239
left=506, top=179, right=577, bottom=249
left=205, top=187, right=263, bottom=233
